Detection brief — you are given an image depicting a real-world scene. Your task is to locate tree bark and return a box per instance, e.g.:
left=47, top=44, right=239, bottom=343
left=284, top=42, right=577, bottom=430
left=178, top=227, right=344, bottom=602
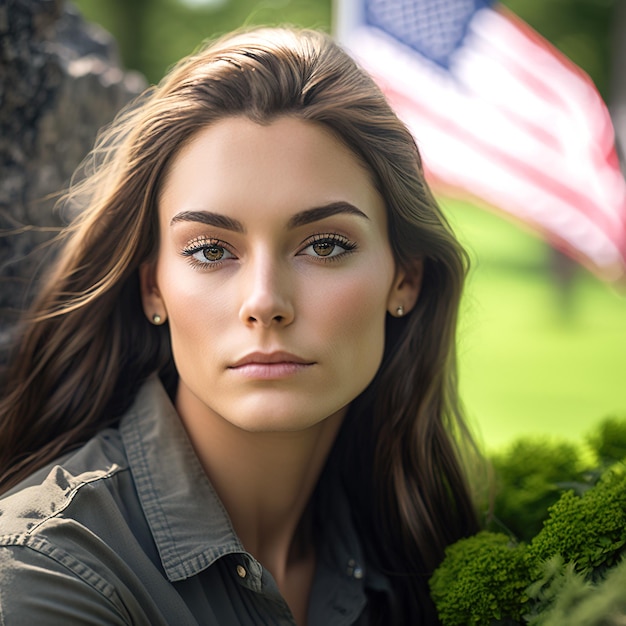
left=0, top=0, right=146, bottom=361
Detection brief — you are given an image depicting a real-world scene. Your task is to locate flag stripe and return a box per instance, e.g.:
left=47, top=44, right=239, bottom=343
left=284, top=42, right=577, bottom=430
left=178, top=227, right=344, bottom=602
left=355, top=25, right=625, bottom=233
left=383, top=83, right=620, bottom=237
left=338, top=2, right=626, bottom=280
left=388, top=87, right=626, bottom=275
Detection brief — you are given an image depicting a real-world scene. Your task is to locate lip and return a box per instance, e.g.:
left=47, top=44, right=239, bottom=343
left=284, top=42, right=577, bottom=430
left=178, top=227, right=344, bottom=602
left=228, top=351, right=315, bottom=379
left=229, top=351, right=314, bottom=368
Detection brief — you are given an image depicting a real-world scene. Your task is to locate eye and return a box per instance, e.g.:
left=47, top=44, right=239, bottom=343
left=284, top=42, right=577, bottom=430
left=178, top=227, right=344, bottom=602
left=181, top=239, right=236, bottom=267
left=300, top=234, right=357, bottom=259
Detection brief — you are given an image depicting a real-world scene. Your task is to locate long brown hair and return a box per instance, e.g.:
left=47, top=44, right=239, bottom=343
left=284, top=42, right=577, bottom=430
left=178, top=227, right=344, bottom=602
left=0, top=28, right=479, bottom=621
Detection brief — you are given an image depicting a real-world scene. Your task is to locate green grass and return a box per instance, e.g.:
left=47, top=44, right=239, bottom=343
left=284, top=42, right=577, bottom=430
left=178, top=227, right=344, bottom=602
left=441, top=198, right=626, bottom=452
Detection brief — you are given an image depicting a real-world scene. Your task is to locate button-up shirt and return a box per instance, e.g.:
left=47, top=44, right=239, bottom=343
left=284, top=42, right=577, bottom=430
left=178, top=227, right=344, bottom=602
left=0, top=377, right=388, bottom=624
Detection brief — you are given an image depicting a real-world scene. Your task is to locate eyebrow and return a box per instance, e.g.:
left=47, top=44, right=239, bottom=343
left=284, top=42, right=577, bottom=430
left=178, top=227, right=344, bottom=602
left=287, top=202, right=369, bottom=228
left=170, top=211, right=245, bottom=232
left=170, top=201, right=369, bottom=231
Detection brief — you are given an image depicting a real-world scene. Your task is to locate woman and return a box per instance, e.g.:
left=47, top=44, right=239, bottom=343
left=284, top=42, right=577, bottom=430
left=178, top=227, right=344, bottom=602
left=0, top=27, right=479, bottom=624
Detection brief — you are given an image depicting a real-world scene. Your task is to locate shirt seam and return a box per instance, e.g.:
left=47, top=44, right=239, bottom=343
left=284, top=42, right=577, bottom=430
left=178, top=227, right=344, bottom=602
left=25, top=464, right=125, bottom=536
left=0, top=537, right=128, bottom=622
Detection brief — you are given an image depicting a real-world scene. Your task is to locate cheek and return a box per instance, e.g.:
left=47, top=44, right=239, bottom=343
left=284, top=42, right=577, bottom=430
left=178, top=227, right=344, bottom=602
left=315, top=266, right=393, bottom=362
left=326, top=278, right=386, bottom=327
left=156, top=265, right=231, bottom=362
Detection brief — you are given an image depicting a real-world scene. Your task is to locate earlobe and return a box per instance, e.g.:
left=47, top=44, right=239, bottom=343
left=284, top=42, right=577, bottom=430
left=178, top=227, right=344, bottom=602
left=139, top=262, right=168, bottom=325
left=388, top=259, right=423, bottom=317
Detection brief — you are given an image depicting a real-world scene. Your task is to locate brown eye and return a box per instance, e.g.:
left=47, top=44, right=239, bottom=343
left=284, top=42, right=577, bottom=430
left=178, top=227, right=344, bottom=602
left=300, top=235, right=357, bottom=260
left=312, top=241, right=335, bottom=257
left=203, top=245, right=225, bottom=261
left=182, top=240, right=235, bottom=266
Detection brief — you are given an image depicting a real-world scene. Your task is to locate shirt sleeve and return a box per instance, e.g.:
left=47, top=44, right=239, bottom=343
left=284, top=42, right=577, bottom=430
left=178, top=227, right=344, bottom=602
left=0, top=543, right=130, bottom=625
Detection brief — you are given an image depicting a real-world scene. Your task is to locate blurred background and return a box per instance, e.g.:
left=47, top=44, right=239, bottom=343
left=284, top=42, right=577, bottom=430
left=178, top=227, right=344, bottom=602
left=70, top=0, right=626, bottom=451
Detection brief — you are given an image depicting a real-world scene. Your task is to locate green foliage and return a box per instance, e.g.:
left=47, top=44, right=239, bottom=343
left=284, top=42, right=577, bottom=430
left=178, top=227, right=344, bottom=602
left=526, top=470, right=626, bottom=576
left=587, top=417, right=626, bottom=467
left=489, top=439, right=584, bottom=541
left=430, top=420, right=626, bottom=625
left=429, top=532, right=529, bottom=625
left=72, top=0, right=616, bottom=100
left=73, top=0, right=332, bottom=83
left=528, top=557, right=626, bottom=626
left=524, top=556, right=588, bottom=623
left=499, top=0, right=614, bottom=100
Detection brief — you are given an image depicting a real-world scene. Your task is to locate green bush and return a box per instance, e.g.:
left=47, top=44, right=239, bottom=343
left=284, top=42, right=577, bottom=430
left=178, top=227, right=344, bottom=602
left=526, top=470, right=626, bottom=576
left=528, top=557, right=626, bottom=626
left=430, top=417, right=626, bottom=625
left=429, top=532, right=529, bottom=625
left=489, top=439, right=584, bottom=541
left=587, top=417, right=626, bottom=467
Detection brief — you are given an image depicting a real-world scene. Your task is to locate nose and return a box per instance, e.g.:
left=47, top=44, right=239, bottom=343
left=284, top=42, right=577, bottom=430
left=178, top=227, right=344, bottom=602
left=238, top=254, right=294, bottom=328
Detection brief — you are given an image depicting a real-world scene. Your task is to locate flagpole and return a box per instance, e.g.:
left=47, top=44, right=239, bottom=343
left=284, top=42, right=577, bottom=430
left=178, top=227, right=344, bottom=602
left=332, top=0, right=362, bottom=43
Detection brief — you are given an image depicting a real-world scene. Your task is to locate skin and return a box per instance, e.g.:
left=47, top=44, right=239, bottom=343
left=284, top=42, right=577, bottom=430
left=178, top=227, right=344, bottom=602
left=140, top=116, right=421, bottom=624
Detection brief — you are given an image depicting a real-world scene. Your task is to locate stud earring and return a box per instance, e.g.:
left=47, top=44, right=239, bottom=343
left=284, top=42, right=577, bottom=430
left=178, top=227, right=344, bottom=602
left=152, top=314, right=163, bottom=325
left=396, top=305, right=404, bottom=317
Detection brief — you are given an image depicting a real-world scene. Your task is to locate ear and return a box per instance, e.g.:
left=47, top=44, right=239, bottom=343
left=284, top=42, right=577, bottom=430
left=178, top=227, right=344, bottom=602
left=387, top=259, right=423, bottom=317
left=139, top=262, right=168, bottom=325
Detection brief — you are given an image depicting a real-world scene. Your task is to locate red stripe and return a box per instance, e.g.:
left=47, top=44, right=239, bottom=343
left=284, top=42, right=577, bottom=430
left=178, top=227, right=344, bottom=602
left=486, top=101, right=562, bottom=154
left=381, top=80, right=625, bottom=243
left=483, top=8, right=616, bottom=156
left=475, top=6, right=606, bottom=141
left=431, top=171, right=625, bottom=279
left=496, top=4, right=597, bottom=88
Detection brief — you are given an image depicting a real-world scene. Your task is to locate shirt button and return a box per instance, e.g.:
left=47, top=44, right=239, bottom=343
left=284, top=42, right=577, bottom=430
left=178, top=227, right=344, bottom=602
left=236, top=565, right=247, bottom=579
left=346, top=558, right=364, bottom=579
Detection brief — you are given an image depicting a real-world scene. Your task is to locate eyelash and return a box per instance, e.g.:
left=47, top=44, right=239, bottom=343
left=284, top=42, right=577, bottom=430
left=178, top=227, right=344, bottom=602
left=181, top=237, right=235, bottom=269
left=180, top=233, right=358, bottom=269
left=299, top=233, right=358, bottom=261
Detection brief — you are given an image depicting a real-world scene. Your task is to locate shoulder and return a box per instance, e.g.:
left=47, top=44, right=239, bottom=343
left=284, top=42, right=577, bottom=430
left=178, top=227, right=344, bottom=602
left=0, top=429, right=136, bottom=624
left=0, top=534, right=132, bottom=624
left=0, top=428, right=129, bottom=538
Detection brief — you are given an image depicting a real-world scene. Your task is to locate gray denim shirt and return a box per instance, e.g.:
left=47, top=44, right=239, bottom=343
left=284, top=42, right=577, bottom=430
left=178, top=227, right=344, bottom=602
left=0, top=376, right=387, bottom=625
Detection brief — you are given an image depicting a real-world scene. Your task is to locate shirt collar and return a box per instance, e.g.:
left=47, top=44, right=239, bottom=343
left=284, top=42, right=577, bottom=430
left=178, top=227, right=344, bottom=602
left=119, top=375, right=389, bottom=596
left=120, top=375, right=244, bottom=582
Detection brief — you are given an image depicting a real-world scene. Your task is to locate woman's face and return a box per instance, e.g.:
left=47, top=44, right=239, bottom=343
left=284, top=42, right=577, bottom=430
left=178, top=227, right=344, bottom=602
left=141, top=116, right=419, bottom=433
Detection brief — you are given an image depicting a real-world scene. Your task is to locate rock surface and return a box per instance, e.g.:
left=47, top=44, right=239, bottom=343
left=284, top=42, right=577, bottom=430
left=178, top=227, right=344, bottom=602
left=0, top=0, right=146, bottom=356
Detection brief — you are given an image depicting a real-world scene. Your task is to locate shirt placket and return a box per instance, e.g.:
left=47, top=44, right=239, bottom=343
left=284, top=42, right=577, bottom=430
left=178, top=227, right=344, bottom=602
left=230, top=553, right=298, bottom=625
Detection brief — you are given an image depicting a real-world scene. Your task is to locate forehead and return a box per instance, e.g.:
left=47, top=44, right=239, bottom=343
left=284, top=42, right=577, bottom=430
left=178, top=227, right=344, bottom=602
left=158, top=116, right=387, bottom=228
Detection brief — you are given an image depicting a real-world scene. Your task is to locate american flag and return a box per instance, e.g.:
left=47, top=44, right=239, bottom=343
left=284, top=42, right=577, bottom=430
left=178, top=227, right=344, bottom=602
left=335, top=0, right=626, bottom=282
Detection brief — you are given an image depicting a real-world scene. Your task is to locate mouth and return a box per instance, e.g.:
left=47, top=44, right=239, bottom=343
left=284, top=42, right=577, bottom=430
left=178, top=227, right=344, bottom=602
left=230, top=351, right=314, bottom=367
left=228, top=351, right=315, bottom=379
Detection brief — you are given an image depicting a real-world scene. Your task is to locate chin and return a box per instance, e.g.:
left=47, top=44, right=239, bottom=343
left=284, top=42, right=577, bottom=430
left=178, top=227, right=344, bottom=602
left=229, top=412, right=326, bottom=434
left=226, top=399, right=347, bottom=434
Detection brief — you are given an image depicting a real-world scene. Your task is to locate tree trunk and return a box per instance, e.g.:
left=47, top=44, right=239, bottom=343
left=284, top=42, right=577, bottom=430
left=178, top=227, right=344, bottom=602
left=0, top=0, right=146, bottom=363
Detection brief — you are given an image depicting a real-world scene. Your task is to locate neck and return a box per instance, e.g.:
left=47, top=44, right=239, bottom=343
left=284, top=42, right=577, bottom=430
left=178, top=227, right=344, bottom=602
left=175, top=387, right=345, bottom=586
